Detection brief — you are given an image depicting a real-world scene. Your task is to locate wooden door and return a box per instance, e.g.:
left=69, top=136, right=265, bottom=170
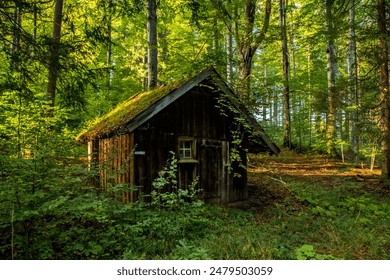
left=199, top=139, right=230, bottom=204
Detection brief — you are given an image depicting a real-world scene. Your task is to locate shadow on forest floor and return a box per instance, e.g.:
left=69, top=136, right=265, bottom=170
left=229, top=150, right=389, bottom=212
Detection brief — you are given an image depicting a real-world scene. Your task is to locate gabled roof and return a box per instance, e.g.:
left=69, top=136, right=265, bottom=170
left=77, top=67, right=280, bottom=155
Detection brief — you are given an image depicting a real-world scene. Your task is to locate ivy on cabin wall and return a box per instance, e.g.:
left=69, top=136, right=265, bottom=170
left=213, top=82, right=255, bottom=178
left=229, top=129, right=247, bottom=178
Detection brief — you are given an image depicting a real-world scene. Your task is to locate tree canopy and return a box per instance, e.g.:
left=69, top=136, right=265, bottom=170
left=0, top=0, right=389, bottom=260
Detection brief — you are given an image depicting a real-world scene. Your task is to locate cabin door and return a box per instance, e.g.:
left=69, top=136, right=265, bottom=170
left=199, top=139, right=230, bottom=204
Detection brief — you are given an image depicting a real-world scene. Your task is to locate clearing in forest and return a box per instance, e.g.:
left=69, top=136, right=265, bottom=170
left=242, top=150, right=384, bottom=211
left=228, top=150, right=390, bottom=259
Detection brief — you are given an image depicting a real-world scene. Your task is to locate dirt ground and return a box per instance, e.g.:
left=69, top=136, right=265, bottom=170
left=229, top=150, right=387, bottom=211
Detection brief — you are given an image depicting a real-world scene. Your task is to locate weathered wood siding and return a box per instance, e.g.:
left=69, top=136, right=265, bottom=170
left=95, top=134, right=136, bottom=202
left=132, top=85, right=248, bottom=203
left=90, top=84, right=249, bottom=204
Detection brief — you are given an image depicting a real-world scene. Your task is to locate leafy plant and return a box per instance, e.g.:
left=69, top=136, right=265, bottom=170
left=150, top=151, right=202, bottom=209
left=295, top=244, right=338, bottom=260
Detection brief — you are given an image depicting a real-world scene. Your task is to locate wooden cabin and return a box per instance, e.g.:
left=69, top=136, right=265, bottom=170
left=77, top=67, right=279, bottom=204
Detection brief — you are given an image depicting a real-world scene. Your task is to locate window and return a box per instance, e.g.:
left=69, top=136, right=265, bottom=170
left=179, top=140, right=193, bottom=159
left=178, top=137, right=198, bottom=187
left=178, top=137, right=196, bottom=161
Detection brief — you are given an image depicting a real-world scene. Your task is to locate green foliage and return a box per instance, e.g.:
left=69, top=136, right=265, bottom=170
left=168, top=240, right=210, bottom=260
left=229, top=130, right=247, bottom=177
left=150, top=151, right=202, bottom=209
left=2, top=143, right=390, bottom=260
left=0, top=0, right=388, bottom=261
left=264, top=178, right=390, bottom=259
left=0, top=98, right=90, bottom=259
left=295, top=244, right=337, bottom=260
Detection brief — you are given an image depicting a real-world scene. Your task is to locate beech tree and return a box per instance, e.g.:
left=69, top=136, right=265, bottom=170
left=377, top=0, right=390, bottom=178
left=324, top=0, right=337, bottom=155
left=279, top=0, right=291, bottom=149
left=236, top=0, right=272, bottom=99
left=46, top=0, right=64, bottom=108
left=347, top=0, right=359, bottom=155
left=147, top=0, right=158, bottom=89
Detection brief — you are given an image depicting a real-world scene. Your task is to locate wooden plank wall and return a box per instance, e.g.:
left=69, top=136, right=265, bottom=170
left=97, top=133, right=135, bottom=202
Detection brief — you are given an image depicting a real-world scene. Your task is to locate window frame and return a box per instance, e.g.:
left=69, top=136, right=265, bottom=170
left=178, top=137, right=197, bottom=162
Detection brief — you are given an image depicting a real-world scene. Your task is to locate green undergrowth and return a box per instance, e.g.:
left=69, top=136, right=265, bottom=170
left=253, top=178, right=390, bottom=259
left=1, top=148, right=389, bottom=259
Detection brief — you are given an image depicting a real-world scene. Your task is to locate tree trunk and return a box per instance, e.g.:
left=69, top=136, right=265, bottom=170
left=213, top=17, right=219, bottom=54
left=147, top=0, right=158, bottom=89
left=235, top=0, right=271, bottom=100
left=377, top=0, right=390, bottom=178
left=348, top=0, right=359, bottom=155
left=226, top=24, right=233, bottom=84
left=263, top=67, right=269, bottom=122
left=11, top=0, right=22, bottom=70
left=33, top=1, right=37, bottom=40
left=324, top=0, right=337, bottom=155
left=307, top=46, right=313, bottom=147
left=279, top=0, right=292, bottom=149
left=106, top=3, right=112, bottom=87
left=238, top=47, right=254, bottom=98
left=273, top=86, right=278, bottom=127
left=47, top=0, right=64, bottom=107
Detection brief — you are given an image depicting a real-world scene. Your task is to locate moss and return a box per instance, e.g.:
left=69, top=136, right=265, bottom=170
left=76, top=83, right=180, bottom=141
left=76, top=67, right=279, bottom=156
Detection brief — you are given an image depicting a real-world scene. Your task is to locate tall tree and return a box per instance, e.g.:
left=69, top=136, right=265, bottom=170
left=324, top=0, right=337, bottom=155
left=226, top=23, right=234, bottom=84
left=377, top=0, right=390, bottom=178
left=147, top=0, right=158, bottom=89
left=236, top=0, right=272, bottom=99
left=105, top=0, right=113, bottom=87
left=10, top=0, right=21, bottom=70
left=279, top=0, right=292, bottom=148
left=347, top=0, right=359, bottom=156
left=47, top=0, right=64, bottom=107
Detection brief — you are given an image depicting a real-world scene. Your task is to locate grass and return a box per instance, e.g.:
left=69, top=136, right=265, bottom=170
left=191, top=151, right=390, bottom=260
left=2, top=150, right=389, bottom=260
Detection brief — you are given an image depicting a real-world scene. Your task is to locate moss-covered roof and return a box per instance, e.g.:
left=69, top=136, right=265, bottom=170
left=76, top=67, right=280, bottom=155
left=76, top=82, right=181, bottom=141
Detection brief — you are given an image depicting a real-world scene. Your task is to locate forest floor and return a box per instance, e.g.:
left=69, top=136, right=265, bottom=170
left=243, top=150, right=386, bottom=212
left=4, top=147, right=388, bottom=260
left=224, top=150, right=390, bottom=259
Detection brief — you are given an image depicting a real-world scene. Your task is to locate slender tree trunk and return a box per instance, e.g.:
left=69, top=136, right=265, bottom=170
left=106, top=2, right=112, bottom=87
left=279, top=0, right=292, bottom=149
left=11, top=0, right=21, bottom=70
left=377, top=0, right=390, bottom=178
left=307, top=46, right=313, bottom=147
left=226, top=24, right=233, bottom=84
left=348, top=0, right=359, bottom=155
left=33, top=1, right=37, bottom=40
left=324, top=0, right=337, bottom=155
left=273, top=87, right=278, bottom=127
left=143, top=55, right=148, bottom=91
left=262, top=68, right=268, bottom=122
left=47, top=0, right=64, bottom=107
left=10, top=1, right=22, bottom=157
left=147, top=0, right=158, bottom=89
left=213, top=17, right=219, bottom=53
left=264, top=67, right=269, bottom=122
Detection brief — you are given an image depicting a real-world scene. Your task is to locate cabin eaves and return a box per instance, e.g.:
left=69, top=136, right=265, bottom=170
left=76, top=67, right=280, bottom=155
